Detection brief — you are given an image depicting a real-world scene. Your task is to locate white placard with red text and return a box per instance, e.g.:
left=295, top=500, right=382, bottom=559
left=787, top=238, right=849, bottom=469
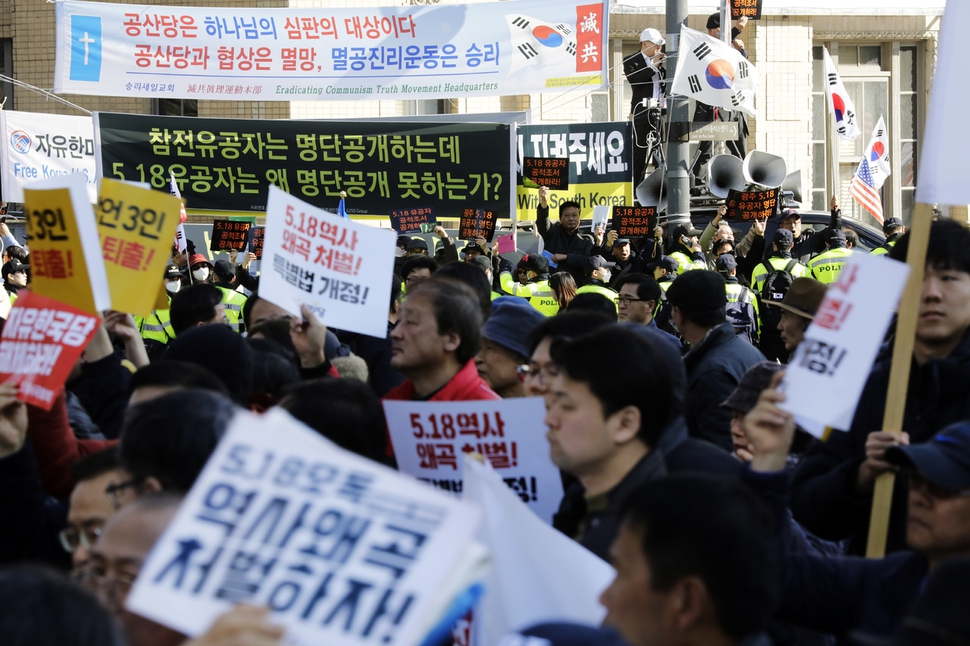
left=261, top=186, right=395, bottom=337
left=779, top=252, right=909, bottom=434
left=0, top=292, right=101, bottom=409
left=383, top=398, right=564, bottom=525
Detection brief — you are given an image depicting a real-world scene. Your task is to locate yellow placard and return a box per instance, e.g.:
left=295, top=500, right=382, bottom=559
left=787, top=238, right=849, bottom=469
left=96, top=179, right=181, bottom=318
left=23, top=187, right=98, bottom=315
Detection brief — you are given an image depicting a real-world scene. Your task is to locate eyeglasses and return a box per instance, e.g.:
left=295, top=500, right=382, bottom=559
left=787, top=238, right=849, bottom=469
left=617, top=295, right=645, bottom=304
left=58, top=525, right=103, bottom=553
left=907, top=472, right=970, bottom=500
left=518, top=362, right=560, bottom=383
left=105, top=478, right=141, bottom=508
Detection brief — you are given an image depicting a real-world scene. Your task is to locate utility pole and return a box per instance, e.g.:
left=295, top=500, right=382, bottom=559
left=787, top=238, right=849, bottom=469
left=664, top=0, right=690, bottom=227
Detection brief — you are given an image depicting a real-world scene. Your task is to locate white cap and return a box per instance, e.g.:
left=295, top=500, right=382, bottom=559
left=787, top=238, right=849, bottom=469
left=640, top=28, right=664, bottom=45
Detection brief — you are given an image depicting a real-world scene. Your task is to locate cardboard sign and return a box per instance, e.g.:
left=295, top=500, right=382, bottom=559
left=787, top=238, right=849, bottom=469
left=610, top=206, right=657, bottom=237
left=260, top=186, right=395, bottom=338
left=96, top=179, right=183, bottom=318
left=591, top=205, right=610, bottom=233
left=125, top=408, right=484, bottom=646
left=23, top=174, right=111, bottom=316
left=780, top=253, right=909, bottom=434
left=725, top=188, right=778, bottom=221
left=731, top=0, right=762, bottom=20
left=383, top=398, right=565, bottom=525
left=209, top=219, right=252, bottom=252
left=523, top=157, right=569, bottom=190
left=0, top=292, right=100, bottom=409
left=247, top=226, right=265, bottom=259
left=458, top=208, right=497, bottom=242
left=390, top=208, right=433, bottom=234
left=463, top=458, right=614, bottom=646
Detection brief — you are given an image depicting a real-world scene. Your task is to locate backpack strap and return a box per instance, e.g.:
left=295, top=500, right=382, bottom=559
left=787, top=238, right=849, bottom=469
left=784, top=259, right=798, bottom=274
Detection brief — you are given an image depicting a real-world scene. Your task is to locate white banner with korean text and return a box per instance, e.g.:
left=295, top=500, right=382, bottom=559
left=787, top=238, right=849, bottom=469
left=54, top=0, right=607, bottom=101
left=0, top=111, right=97, bottom=203
left=779, top=252, right=909, bottom=435
left=125, top=408, right=486, bottom=646
left=260, top=186, right=395, bottom=338
left=383, top=398, right=564, bottom=526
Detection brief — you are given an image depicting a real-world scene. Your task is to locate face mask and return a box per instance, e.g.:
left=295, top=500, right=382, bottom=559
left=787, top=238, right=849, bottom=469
left=192, top=267, right=210, bottom=282
left=601, top=271, right=612, bottom=283
left=165, top=280, right=181, bottom=294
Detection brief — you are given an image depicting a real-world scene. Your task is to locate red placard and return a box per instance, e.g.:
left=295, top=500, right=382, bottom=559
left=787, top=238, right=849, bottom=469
left=0, top=292, right=101, bottom=410
left=576, top=4, right=604, bottom=73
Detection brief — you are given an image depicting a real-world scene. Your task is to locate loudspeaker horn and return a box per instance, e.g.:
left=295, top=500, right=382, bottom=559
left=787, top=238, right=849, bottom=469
left=742, top=150, right=789, bottom=189
left=708, top=154, right=747, bottom=198
left=781, top=170, right=803, bottom=204
left=636, top=166, right=667, bottom=213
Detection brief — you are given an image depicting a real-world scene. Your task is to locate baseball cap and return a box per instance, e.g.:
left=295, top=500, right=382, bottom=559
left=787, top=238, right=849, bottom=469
left=213, top=258, right=236, bottom=279
left=396, top=235, right=411, bottom=249
left=764, top=277, right=827, bottom=319
left=589, top=255, right=616, bottom=270
left=673, top=224, right=703, bottom=238
left=721, top=362, right=785, bottom=413
left=885, top=421, right=970, bottom=491
left=523, top=254, right=550, bottom=274
left=469, top=255, right=492, bottom=272
left=463, top=243, right=487, bottom=256
left=772, top=228, right=794, bottom=246
left=640, top=27, right=665, bottom=45
left=665, top=270, right=726, bottom=312
left=647, top=255, right=680, bottom=273
left=706, top=12, right=720, bottom=29
left=4, top=258, right=29, bottom=275
left=780, top=209, right=801, bottom=221
left=715, top=254, right=737, bottom=273
left=883, top=217, right=903, bottom=232
left=164, top=264, right=182, bottom=280
left=407, top=238, right=428, bottom=251
left=612, top=237, right=632, bottom=248
left=822, top=228, right=847, bottom=246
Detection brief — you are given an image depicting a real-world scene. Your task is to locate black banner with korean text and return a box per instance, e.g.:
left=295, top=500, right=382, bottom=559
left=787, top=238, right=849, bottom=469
left=611, top=205, right=656, bottom=237
left=725, top=188, right=778, bottom=221
left=210, top=219, right=252, bottom=251
left=95, top=112, right=513, bottom=216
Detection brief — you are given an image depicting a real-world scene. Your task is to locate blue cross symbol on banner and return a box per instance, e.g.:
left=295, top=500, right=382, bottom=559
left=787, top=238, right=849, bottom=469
left=69, top=15, right=102, bottom=82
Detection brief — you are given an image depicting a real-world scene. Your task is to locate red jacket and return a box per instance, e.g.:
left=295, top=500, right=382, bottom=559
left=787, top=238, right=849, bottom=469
left=382, top=360, right=500, bottom=457
left=382, top=360, right=500, bottom=403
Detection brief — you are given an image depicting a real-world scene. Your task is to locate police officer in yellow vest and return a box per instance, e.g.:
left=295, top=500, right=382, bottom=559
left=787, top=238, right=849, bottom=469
left=136, top=264, right=181, bottom=360
left=751, top=229, right=809, bottom=294
left=668, top=224, right=707, bottom=272
left=575, top=255, right=619, bottom=313
left=212, top=258, right=249, bottom=333
left=716, top=254, right=760, bottom=344
left=498, top=253, right=558, bottom=316
left=647, top=254, right=680, bottom=338
left=2, top=258, right=28, bottom=306
left=871, top=217, right=905, bottom=256
left=809, top=229, right=853, bottom=284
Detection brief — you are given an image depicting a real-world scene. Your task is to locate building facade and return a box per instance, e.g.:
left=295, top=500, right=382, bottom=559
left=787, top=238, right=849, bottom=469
left=0, top=0, right=947, bottom=224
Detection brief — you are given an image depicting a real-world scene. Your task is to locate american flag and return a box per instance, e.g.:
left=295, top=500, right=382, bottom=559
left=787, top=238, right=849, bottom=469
left=849, top=155, right=883, bottom=223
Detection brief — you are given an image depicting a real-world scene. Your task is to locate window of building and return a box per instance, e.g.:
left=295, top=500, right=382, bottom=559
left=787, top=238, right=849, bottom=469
left=152, top=98, right=198, bottom=117
left=811, top=42, right=921, bottom=226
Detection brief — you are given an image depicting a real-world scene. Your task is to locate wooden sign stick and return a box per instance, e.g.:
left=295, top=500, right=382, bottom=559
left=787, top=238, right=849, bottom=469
left=865, top=202, right=933, bottom=558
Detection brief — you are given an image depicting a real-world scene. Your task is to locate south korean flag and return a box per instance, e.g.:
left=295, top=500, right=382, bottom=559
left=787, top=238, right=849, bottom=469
left=670, top=25, right=759, bottom=117
left=507, top=14, right=577, bottom=74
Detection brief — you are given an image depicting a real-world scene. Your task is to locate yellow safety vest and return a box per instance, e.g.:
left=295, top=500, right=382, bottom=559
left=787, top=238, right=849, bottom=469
left=809, top=248, right=853, bottom=284
left=669, top=250, right=705, bottom=272
left=871, top=239, right=896, bottom=256
left=751, top=257, right=809, bottom=294
left=576, top=283, right=619, bottom=314
left=137, top=306, right=175, bottom=345
left=499, top=272, right=558, bottom=316
left=215, top=286, right=248, bottom=333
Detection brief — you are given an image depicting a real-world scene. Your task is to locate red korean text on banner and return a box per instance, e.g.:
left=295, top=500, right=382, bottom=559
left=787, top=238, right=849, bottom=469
left=0, top=292, right=101, bottom=410
left=210, top=219, right=252, bottom=252
left=576, top=4, right=604, bottom=73
left=611, top=205, right=657, bottom=237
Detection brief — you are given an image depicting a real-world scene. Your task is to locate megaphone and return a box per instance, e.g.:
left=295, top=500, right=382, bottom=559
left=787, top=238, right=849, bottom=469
left=781, top=170, right=803, bottom=204
left=708, top=154, right=747, bottom=198
left=742, top=150, right=788, bottom=189
left=636, top=166, right=667, bottom=214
